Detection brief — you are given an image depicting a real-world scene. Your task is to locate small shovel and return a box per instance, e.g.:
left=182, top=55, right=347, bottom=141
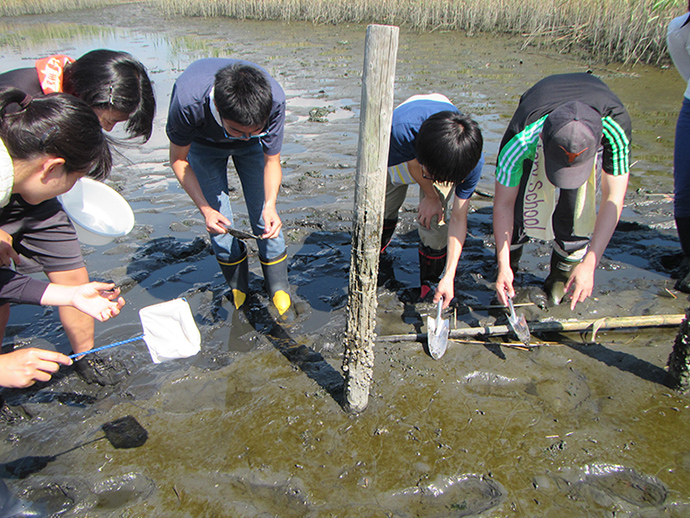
left=427, top=299, right=450, bottom=360
left=506, top=294, right=531, bottom=345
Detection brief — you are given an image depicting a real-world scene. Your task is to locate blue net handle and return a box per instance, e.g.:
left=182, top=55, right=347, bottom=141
left=68, top=334, right=144, bottom=359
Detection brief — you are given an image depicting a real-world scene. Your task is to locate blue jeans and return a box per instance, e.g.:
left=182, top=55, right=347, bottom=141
left=187, top=141, right=286, bottom=262
left=675, top=97, right=690, bottom=219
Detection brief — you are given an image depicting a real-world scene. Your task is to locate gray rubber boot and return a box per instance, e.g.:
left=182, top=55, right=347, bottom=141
left=544, top=249, right=582, bottom=305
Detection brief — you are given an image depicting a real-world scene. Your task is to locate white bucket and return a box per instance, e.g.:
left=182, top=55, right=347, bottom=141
left=58, top=177, right=135, bottom=246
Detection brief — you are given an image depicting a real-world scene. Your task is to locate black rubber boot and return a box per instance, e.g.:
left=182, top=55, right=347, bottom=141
left=419, top=245, right=447, bottom=300
left=218, top=244, right=250, bottom=310
left=74, top=352, right=128, bottom=386
left=380, top=218, right=399, bottom=253
left=675, top=217, right=690, bottom=293
left=260, top=251, right=292, bottom=316
left=544, top=249, right=582, bottom=305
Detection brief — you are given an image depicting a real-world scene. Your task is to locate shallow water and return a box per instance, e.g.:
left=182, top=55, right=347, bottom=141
left=0, top=3, right=689, bottom=517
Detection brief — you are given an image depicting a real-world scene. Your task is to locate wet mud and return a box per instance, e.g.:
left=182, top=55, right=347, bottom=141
left=0, top=3, right=689, bottom=516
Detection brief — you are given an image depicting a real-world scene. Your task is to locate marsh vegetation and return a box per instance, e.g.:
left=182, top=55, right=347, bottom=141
left=151, top=0, right=681, bottom=65
left=1, top=0, right=684, bottom=65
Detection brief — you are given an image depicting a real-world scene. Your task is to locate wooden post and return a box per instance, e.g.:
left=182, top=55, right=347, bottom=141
left=342, top=24, right=399, bottom=414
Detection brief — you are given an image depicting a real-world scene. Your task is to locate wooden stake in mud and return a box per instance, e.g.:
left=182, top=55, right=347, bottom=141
left=342, top=24, right=399, bottom=414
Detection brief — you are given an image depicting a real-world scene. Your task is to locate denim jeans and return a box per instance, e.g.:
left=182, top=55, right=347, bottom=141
left=675, top=97, right=690, bottom=219
left=187, top=140, right=286, bottom=263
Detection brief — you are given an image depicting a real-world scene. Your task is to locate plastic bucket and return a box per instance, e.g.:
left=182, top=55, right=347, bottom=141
left=58, top=177, right=135, bottom=246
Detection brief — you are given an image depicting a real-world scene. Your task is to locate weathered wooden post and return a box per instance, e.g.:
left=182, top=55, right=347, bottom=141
left=342, top=24, right=399, bottom=414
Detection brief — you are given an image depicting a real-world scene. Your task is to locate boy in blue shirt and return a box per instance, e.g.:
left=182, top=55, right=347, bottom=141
left=382, top=94, right=484, bottom=306
left=167, top=59, right=291, bottom=317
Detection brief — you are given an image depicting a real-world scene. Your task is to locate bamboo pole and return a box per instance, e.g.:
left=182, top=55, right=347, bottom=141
left=377, top=314, right=686, bottom=343
left=342, top=24, right=399, bottom=414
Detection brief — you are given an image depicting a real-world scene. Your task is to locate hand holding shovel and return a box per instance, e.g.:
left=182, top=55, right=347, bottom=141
left=506, top=294, right=531, bottom=345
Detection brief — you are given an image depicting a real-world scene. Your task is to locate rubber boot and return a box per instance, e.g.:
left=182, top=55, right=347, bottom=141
left=260, top=251, right=292, bottom=316
left=675, top=217, right=690, bottom=293
left=419, top=245, right=447, bottom=300
left=543, top=249, right=582, bottom=305
left=510, top=245, right=524, bottom=273
left=218, top=244, right=249, bottom=310
left=380, top=218, right=398, bottom=253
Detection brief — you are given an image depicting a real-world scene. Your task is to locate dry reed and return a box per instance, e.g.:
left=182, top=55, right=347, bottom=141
left=150, top=0, right=684, bottom=65
left=0, top=0, right=683, bottom=65
left=0, top=0, right=128, bottom=16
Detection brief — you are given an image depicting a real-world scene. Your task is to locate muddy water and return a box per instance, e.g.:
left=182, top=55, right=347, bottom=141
left=0, top=3, right=689, bottom=516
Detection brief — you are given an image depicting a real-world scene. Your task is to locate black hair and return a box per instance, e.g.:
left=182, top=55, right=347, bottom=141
left=0, top=87, right=112, bottom=180
left=213, top=64, right=272, bottom=127
left=415, top=111, right=483, bottom=184
left=63, top=49, right=156, bottom=141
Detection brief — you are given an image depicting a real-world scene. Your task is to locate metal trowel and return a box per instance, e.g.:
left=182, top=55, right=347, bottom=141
left=427, top=299, right=450, bottom=360
left=507, top=294, right=531, bottom=345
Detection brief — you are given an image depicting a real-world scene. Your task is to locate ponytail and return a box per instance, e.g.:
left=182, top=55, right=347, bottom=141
left=0, top=87, right=112, bottom=180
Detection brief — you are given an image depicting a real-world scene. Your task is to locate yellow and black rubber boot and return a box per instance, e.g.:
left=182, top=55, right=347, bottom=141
left=218, top=244, right=249, bottom=310
left=260, top=251, right=291, bottom=316
left=543, top=249, right=582, bottom=305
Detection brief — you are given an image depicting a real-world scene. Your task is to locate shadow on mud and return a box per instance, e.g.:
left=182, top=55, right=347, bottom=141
left=548, top=334, right=670, bottom=386
left=242, top=301, right=345, bottom=404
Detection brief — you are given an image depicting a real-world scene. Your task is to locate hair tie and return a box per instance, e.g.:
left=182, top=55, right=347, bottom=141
left=108, top=84, right=114, bottom=106
left=19, top=94, right=32, bottom=109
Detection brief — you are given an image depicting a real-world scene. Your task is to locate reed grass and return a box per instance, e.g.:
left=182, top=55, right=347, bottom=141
left=0, top=0, right=683, bottom=65
left=0, top=0, right=125, bottom=17
left=151, top=0, right=684, bottom=65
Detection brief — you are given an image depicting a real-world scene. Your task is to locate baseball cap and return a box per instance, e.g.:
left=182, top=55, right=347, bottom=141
left=542, top=101, right=602, bottom=190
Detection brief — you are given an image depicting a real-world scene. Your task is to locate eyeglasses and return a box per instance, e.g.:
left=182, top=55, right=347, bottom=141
left=421, top=164, right=434, bottom=180
left=222, top=123, right=269, bottom=141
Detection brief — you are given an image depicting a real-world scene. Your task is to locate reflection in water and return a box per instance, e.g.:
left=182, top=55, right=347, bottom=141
left=0, top=3, right=688, bottom=517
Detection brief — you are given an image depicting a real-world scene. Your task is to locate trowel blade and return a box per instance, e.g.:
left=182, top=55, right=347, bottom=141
left=427, top=300, right=449, bottom=360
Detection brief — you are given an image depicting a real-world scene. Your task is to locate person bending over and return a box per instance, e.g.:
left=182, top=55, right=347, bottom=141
left=0, top=87, right=125, bottom=388
left=493, top=73, right=631, bottom=310
left=167, top=59, right=292, bottom=317
left=0, top=50, right=154, bottom=384
left=381, top=93, right=483, bottom=308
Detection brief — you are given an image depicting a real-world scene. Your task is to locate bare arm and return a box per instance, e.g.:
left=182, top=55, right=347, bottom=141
left=407, top=159, right=444, bottom=229
left=262, top=152, right=283, bottom=239
left=41, top=282, right=125, bottom=322
left=434, top=195, right=470, bottom=308
left=169, top=143, right=230, bottom=234
left=493, top=181, right=520, bottom=307
left=566, top=173, right=629, bottom=309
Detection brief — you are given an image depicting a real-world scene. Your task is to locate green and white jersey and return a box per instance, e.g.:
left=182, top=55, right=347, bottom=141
left=496, top=73, right=631, bottom=187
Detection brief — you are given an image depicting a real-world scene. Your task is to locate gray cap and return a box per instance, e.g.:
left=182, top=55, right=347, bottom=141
left=542, top=101, right=602, bottom=190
